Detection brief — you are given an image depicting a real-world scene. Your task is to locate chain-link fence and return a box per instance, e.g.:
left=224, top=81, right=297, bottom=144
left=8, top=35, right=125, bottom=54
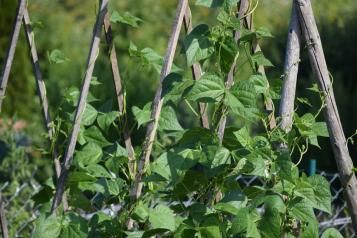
left=0, top=170, right=354, bottom=237
left=237, top=172, right=355, bottom=237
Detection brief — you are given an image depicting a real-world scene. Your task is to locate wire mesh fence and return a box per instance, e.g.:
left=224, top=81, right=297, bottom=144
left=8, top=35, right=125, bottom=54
left=0, top=170, right=354, bottom=237
left=237, top=171, right=355, bottom=237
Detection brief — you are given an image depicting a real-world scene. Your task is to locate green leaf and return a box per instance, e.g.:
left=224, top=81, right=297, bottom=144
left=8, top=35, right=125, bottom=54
left=211, top=147, right=230, bottom=168
left=149, top=205, right=176, bottom=231
left=110, top=11, right=142, bottom=27
left=195, top=0, right=225, bottom=8
left=289, top=197, right=316, bottom=224
left=233, top=126, right=251, bottom=147
left=132, top=201, right=150, bottom=223
left=199, top=215, right=222, bottom=238
left=159, top=106, right=183, bottom=131
left=255, top=27, right=274, bottom=38
left=83, top=126, right=112, bottom=147
left=61, top=213, right=88, bottom=238
left=48, top=49, right=69, bottom=64
left=321, top=228, right=344, bottom=238
left=132, top=103, right=152, bottom=128
left=162, top=73, right=193, bottom=103
left=32, top=214, right=61, bottom=238
left=186, top=73, right=225, bottom=102
left=183, top=24, right=214, bottom=66
left=84, top=164, right=112, bottom=178
left=97, top=111, right=118, bottom=132
left=251, top=51, right=273, bottom=67
left=129, top=43, right=182, bottom=74
left=215, top=189, right=247, bottom=215
left=75, top=142, right=102, bottom=166
left=308, top=175, right=332, bottom=213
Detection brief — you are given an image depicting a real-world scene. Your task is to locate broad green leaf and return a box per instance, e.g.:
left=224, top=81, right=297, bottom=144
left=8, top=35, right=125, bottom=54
left=78, top=180, right=106, bottom=193
left=97, top=111, right=118, bottom=132
left=231, top=208, right=249, bottom=235
left=189, top=203, right=214, bottom=223
left=321, top=228, right=344, bottom=238
left=84, top=164, right=112, bottom=178
left=199, top=215, right=222, bottom=238
left=289, top=198, right=316, bottom=224
left=132, top=201, right=150, bottom=223
left=149, top=205, right=176, bottom=231
left=162, top=73, right=193, bottom=103
left=75, top=142, right=102, bottom=166
left=233, top=126, right=251, bottom=147
left=308, top=175, right=332, bottom=213
left=255, top=27, right=274, bottom=38
left=186, top=73, right=225, bottom=102
left=159, top=106, right=183, bottom=131
left=183, top=24, right=214, bottom=66
left=251, top=51, right=273, bottom=67
left=129, top=42, right=182, bottom=74
left=132, top=103, right=152, bottom=128
left=83, top=126, right=112, bottom=147
left=110, top=11, right=142, bottom=27
left=215, top=189, right=247, bottom=215
left=211, top=147, right=230, bottom=168
left=61, top=213, right=88, bottom=238
left=259, top=208, right=281, bottom=238
left=32, top=213, right=61, bottom=238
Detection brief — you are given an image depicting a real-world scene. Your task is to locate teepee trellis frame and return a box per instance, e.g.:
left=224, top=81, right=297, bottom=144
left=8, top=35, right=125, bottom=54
left=0, top=0, right=356, bottom=233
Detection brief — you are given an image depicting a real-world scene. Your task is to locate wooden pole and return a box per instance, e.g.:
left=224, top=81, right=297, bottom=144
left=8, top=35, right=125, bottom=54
left=183, top=6, right=210, bottom=129
left=51, top=0, right=109, bottom=213
left=130, top=0, right=188, bottom=201
left=0, top=0, right=26, bottom=111
left=23, top=7, right=69, bottom=210
left=296, top=0, right=357, bottom=231
left=103, top=14, right=136, bottom=179
left=279, top=2, right=301, bottom=132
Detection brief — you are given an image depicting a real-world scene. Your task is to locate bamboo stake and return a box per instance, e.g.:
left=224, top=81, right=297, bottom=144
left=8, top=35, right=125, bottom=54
left=0, top=195, right=9, bottom=238
left=183, top=6, right=210, bottom=129
left=279, top=2, right=301, bottom=132
left=23, top=8, right=69, bottom=209
left=51, top=0, right=109, bottom=213
left=0, top=0, right=26, bottom=111
left=130, top=0, right=188, bottom=201
left=103, top=14, right=136, bottom=178
left=296, top=0, right=357, bottom=231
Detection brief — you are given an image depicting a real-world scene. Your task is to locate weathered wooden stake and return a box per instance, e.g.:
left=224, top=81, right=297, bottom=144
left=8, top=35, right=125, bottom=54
left=296, top=0, right=357, bottom=231
left=131, top=0, right=188, bottom=201
left=279, top=2, right=301, bottom=132
left=183, top=6, right=210, bottom=129
left=0, top=0, right=26, bottom=111
left=103, top=14, right=136, bottom=178
left=51, top=0, right=109, bottom=213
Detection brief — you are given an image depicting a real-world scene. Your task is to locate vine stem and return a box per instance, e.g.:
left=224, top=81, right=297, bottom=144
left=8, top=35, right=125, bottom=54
left=295, top=0, right=357, bottom=232
left=51, top=0, right=109, bottom=214
left=130, top=0, right=188, bottom=202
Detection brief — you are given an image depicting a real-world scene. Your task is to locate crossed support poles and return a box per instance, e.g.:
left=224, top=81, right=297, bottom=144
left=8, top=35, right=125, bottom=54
left=279, top=0, right=357, bottom=232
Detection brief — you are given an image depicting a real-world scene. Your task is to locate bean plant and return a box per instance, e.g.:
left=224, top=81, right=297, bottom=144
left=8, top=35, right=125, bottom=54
left=29, top=1, right=343, bottom=237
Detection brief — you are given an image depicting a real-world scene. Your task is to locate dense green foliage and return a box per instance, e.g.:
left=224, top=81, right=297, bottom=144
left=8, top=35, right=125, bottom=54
left=0, top=0, right=356, bottom=237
